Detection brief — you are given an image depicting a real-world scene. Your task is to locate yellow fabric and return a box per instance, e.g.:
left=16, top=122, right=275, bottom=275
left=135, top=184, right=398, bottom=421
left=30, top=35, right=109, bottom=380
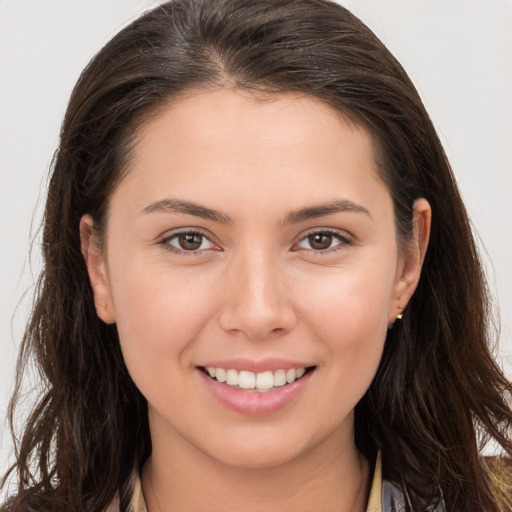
left=366, top=451, right=383, bottom=512
left=118, top=453, right=384, bottom=512
left=130, top=473, right=146, bottom=512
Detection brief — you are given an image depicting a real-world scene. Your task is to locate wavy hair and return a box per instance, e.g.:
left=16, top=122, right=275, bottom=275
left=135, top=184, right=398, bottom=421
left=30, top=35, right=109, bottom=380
left=2, top=1, right=511, bottom=511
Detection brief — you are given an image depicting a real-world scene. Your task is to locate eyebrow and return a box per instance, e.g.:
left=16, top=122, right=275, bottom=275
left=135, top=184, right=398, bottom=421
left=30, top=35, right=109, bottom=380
left=141, top=199, right=233, bottom=224
left=283, top=199, right=371, bottom=224
left=141, top=197, right=370, bottom=225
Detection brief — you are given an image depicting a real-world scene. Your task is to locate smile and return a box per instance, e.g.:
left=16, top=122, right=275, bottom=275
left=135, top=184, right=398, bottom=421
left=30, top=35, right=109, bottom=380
left=202, top=366, right=313, bottom=392
left=198, top=365, right=316, bottom=415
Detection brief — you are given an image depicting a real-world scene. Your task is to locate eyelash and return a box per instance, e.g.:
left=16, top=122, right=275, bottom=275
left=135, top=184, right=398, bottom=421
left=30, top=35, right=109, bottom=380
left=293, top=228, right=353, bottom=254
left=159, top=228, right=353, bottom=255
left=159, top=230, right=218, bottom=255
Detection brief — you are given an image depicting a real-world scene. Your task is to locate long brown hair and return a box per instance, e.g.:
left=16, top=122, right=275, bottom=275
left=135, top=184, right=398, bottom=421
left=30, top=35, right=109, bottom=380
left=2, top=1, right=511, bottom=510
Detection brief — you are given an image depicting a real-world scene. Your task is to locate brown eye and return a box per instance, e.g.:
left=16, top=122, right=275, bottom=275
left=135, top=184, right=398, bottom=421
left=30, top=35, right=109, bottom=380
left=165, top=232, right=215, bottom=252
left=295, top=230, right=350, bottom=253
left=178, top=233, right=203, bottom=250
left=308, top=233, right=333, bottom=250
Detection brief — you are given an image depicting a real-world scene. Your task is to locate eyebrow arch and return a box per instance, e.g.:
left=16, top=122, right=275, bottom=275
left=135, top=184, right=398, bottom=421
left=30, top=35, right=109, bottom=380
left=141, top=198, right=233, bottom=224
left=284, top=199, right=371, bottom=225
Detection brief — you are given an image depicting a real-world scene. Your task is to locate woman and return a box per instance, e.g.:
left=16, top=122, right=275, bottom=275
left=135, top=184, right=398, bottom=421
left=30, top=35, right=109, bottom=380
left=1, top=0, right=511, bottom=511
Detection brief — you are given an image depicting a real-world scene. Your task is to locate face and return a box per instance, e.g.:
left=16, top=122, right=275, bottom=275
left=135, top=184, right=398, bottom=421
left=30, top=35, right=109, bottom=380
left=81, top=89, right=429, bottom=469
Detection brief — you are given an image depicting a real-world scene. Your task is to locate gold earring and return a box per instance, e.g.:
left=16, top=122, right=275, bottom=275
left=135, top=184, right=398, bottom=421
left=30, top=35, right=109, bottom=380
left=396, top=312, right=403, bottom=320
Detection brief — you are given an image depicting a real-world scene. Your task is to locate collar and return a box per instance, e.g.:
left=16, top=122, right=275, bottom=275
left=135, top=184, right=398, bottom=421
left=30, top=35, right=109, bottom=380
left=116, top=452, right=385, bottom=512
left=366, top=450, right=383, bottom=512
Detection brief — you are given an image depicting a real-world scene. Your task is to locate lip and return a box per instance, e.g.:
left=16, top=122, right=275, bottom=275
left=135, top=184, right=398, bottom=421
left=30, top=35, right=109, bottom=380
left=197, top=366, right=314, bottom=416
left=198, top=358, right=311, bottom=373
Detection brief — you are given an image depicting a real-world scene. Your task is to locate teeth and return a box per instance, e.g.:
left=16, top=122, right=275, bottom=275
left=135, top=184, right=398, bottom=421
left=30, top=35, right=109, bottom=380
left=238, top=370, right=256, bottom=389
left=226, top=369, right=238, bottom=386
left=256, top=371, right=273, bottom=390
left=286, top=369, right=296, bottom=383
left=204, top=366, right=309, bottom=390
left=273, top=369, right=286, bottom=387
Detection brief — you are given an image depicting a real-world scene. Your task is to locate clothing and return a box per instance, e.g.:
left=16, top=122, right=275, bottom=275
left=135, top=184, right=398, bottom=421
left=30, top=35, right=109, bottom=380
left=109, top=451, right=444, bottom=512
left=114, top=469, right=385, bottom=512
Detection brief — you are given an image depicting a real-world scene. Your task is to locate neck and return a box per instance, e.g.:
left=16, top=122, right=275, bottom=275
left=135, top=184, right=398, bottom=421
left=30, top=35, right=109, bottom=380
left=141, top=421, right=371, bottom=512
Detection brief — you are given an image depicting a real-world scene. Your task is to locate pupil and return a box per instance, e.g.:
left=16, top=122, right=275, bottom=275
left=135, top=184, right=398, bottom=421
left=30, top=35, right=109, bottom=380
left=179, top=233, right=202, bottom=250
left=309, top=233, right=332, bottom=250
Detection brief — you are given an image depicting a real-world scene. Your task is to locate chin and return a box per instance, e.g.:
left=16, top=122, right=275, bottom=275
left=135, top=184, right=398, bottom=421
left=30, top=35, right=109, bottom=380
left=203, top=422, right=332, bottom=471
left=214, top=446, right=302, bottom=470
left=195, top=426, right=303, bottom=469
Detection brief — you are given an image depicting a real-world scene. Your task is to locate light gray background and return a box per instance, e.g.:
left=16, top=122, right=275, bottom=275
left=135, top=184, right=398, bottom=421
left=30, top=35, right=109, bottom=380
left=1, top=0, right=511, bottom=479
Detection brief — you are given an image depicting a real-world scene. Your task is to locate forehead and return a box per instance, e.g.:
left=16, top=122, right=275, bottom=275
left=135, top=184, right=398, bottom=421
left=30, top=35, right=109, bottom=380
left=129, top=88, right=378, bottom=174
left=111, top=88, right=390, bottom=223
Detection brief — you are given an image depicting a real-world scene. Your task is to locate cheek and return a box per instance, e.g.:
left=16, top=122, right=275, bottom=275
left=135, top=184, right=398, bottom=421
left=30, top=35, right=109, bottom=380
left=106, top=255, right=218, bottom=379
left=296, top=261, right=394, bottom=394
left=299, top=259, right=395, bottom=335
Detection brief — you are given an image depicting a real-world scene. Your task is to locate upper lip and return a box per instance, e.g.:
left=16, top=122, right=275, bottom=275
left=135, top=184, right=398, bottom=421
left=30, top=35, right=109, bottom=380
left=197, top=358, right=314, bottom=373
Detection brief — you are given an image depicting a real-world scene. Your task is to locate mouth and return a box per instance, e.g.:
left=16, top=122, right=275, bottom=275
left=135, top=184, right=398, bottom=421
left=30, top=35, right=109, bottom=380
left=199, top=365, right=316, bottom=393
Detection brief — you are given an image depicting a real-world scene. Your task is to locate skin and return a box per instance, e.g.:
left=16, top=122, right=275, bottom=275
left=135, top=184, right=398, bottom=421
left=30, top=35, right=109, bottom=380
left=81, top=89, right=430, bottom=511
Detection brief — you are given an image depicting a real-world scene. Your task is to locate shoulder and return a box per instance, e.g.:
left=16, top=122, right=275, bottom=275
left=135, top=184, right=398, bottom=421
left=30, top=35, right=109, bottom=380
left=105, top=496, right=120, bottom=512
left=482, top=455, right=512, bottom=476
left=482, top=456, right=512, bottom=503
left=381, top=480, right=446, bottom=512
left=105, top=468, right=146, bottom=512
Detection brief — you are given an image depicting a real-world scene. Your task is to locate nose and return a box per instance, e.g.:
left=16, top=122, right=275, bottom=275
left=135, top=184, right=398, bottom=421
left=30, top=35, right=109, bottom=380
left=217, top=250, right=297, bottom=340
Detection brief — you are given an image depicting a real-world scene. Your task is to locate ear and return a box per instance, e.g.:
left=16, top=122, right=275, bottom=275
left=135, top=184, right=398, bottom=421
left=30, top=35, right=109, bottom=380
left=389, top=198, right=431, bottom=324
left=80, top=215, right=116, bottom=324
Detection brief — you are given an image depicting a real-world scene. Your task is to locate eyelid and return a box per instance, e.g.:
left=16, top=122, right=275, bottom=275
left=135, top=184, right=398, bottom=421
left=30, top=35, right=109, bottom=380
left=292, top=227, right=354, bottom=253
left=157, top=226, right=353, bottom=255
left=159, top=228, right=221, bottom=254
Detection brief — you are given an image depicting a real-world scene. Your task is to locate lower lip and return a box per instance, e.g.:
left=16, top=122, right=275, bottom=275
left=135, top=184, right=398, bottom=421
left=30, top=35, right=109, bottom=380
left=198, top=369, right=313, bottom=416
